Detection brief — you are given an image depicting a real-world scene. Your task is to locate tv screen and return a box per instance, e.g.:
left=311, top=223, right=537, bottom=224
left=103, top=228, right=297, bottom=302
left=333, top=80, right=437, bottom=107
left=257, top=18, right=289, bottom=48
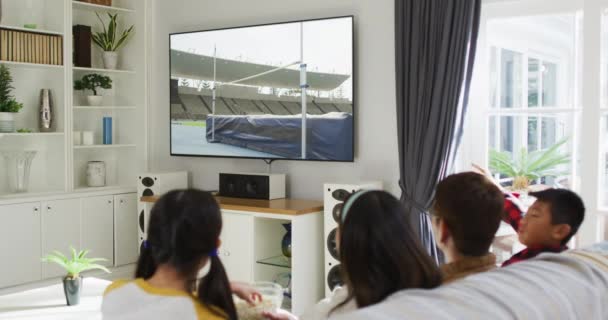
left=169, top=16, right=354, bottom=161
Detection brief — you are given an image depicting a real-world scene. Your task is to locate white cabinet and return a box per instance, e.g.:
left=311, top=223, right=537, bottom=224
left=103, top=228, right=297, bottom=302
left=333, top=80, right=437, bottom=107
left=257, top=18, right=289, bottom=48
left=220, top=212, right=254, bottom=283
left=81, top=195, right=114, bottom=267
left=0, top=203, right=42, bottom=287
left=114, top=193, right=138, bottom=266
left=41, top=199, right=81, bottom=278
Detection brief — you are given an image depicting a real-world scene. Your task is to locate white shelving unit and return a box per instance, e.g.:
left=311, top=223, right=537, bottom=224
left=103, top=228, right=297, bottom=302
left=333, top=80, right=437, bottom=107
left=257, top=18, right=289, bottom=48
left=0, top=0, right=148, bottom=198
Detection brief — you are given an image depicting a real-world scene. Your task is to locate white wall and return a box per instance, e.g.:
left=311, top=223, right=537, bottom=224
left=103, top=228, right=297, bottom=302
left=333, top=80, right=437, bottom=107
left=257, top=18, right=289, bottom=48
left=147, top=0, right=399, bottom=200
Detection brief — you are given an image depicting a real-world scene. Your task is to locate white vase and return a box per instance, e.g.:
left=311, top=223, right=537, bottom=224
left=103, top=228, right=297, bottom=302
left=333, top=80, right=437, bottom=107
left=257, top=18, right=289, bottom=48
left=1, top=150, right=37, bottom=193
left=86, top=161, right=106, bottom=187
left=86, top=95, right=103, bottom=106
left=102, top=51, right=118, bottom=69
left=0, top=112, right=15, bottom=133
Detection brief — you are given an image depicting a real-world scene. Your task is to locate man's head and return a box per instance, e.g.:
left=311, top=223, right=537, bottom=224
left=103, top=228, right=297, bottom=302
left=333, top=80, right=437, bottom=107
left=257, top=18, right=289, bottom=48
left=431, top=172, right=504, bottom=260
left=518, top=189, right=585, bottom=247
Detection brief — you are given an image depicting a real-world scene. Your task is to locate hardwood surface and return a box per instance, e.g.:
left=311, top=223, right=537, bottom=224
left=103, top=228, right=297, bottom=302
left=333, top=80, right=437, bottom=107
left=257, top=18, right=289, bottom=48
left=140, top=195, right=323, bottom=215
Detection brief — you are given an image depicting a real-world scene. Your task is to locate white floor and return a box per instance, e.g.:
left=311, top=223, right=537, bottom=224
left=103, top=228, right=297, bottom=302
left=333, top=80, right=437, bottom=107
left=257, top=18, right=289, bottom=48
left=0, top=264, right=134, bottom=320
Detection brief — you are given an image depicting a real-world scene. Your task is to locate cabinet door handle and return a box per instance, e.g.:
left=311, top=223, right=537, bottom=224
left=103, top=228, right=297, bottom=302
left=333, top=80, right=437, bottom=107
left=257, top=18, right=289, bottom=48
left=120, top=199, right=124, bottom=204
left=47, top=206, right=51, bottom=211
left=33, top=207, right=39, bottom=213
left=225, top=251, right=230, bottom=257
left=108, top=200, right=112, bottom=204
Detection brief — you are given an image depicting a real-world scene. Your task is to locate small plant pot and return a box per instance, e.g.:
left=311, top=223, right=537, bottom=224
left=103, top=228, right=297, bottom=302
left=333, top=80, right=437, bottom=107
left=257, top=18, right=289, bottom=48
left=86, top=95, right=103, bottom=106
left=102, top=51, right=118, bottom=69
left=0, top=112, right=15, bottom=133
left=63, top=276, right=83, bottom=306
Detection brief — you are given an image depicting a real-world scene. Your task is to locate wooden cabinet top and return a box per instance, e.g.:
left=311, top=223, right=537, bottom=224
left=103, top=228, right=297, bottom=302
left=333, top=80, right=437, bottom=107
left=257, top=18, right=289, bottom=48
left=140, top=196, right=323, bottom=216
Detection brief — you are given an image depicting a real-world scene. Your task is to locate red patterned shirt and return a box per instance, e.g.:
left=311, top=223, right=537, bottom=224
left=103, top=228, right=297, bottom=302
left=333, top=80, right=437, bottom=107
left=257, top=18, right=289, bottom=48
left=500, top=193, right=568, bottom=267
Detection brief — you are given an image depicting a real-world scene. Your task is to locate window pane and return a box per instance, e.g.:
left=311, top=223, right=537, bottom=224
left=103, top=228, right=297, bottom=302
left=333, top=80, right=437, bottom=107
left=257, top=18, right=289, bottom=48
left=528, top=58, right=540, bottom=108
left=541, top=117, right=558, bottom=149
left=542, top=62, right=558, bottom=107
left=500, top=49, right=523, bottom=108
left=601, top=115, right=608, bottom=207
left=528, top=116, right=539, bottom=151
left=490, top=47, right=498, bottom=108
left=489, top=115, right=497, bottom=150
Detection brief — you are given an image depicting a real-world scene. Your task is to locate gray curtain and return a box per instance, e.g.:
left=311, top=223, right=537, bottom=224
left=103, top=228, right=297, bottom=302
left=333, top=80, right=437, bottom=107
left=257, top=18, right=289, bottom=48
left=395, top=0, right=481, bottom=262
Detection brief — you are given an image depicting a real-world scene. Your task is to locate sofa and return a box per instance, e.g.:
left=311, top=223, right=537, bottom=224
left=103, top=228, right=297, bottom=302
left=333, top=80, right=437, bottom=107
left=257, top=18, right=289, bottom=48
left=332, top=242, right=608, bottom=320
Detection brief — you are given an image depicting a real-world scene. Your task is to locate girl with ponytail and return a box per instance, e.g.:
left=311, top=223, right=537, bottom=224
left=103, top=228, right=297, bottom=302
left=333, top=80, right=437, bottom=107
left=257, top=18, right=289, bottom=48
left=102, top=189, right=260, bottom=320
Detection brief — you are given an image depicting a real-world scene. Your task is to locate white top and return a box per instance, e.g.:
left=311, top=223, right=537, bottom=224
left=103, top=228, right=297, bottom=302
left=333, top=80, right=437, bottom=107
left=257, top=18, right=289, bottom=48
left=101, top=279, right=225, bottom=320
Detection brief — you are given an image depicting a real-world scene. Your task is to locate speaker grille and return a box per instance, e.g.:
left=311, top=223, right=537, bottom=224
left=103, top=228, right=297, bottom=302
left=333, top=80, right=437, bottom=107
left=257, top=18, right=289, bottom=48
left=332, top=203, right=343, bottom=223
left=327, top=264, right=343, bottom=291
left=141, top=176, right=155, bottom=187
left=139, top=210, right=145, bottom=233
left=327, top=228, right=339, bottom=260
left=142, top=189, right=154, bottom=197
left=331, top=189, right=351, bottom=201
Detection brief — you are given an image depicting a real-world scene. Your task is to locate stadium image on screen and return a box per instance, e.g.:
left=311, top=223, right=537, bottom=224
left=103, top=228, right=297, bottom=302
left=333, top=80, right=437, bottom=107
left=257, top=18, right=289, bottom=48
left=170, top=16, right=354, bottom=161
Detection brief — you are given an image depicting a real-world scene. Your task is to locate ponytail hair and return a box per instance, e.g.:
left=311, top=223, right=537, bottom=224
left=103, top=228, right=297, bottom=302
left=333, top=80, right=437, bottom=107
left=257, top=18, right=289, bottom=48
left=199, top=255, right=237, bottom=320
left=134, top=242, right=157, bottom=279
left=134, top=189, right=237, bottom=319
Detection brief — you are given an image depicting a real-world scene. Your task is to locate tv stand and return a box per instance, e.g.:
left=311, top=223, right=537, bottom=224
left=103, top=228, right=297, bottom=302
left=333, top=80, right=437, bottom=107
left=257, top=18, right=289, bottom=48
left=140, top=196, right=323, bottom=314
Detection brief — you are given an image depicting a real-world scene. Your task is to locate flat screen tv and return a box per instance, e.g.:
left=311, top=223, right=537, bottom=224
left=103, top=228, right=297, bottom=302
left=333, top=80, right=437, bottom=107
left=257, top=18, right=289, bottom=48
left=169, top=16, right=354, bottom=161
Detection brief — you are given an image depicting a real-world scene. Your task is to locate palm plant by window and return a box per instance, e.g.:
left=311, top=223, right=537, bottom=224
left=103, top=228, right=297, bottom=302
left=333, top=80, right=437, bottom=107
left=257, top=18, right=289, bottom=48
left=489, top=137, right=570, bottom=191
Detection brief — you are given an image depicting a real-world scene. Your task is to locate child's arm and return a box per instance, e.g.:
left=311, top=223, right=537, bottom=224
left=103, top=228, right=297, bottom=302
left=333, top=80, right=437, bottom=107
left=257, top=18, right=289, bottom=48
left=503, top=194, right=523, bottom=232
left=472, top=164, right=524, bottom=231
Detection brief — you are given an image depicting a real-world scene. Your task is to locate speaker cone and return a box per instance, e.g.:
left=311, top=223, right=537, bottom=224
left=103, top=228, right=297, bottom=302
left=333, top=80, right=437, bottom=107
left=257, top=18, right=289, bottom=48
left=142, top=188, right=154, bottom=197
left=327, top=264, right=343, bottom=290
left=332, top=189, right=351, bottom=201
left=332, top=203, right=343, bottom=223
left=327, top=228, right=339, bottom=260
left=139, top=210, right=145, bottom=233
left=141, top=177, right=155, bottom=187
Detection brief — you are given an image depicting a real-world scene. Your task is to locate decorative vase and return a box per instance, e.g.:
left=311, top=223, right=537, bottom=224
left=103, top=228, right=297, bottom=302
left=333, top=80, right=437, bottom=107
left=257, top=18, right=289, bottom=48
left=0, top=112, right=15, bottom=133
left=86, top=161, right=106, bottom=187
left=86, top=95, right=103, bottom=106
left=63, top=276, right=82, bottom=306
left=102, top=51, right=118, bottom=69
left=281, top=223, right=292, bottom=258
left=102, top=117, right=112, bottom=144
left=1, top=150, right=36, bottom=193
left=39, top=89, right=54, bottom=132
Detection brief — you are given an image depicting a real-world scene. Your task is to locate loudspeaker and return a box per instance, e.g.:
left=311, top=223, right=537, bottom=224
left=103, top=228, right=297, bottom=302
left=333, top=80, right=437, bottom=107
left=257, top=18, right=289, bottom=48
left=137, top=171, right=188, bottom=252
left=323, top=181, right=382, bottom=297
left=219, top=173, right=285, bottom=200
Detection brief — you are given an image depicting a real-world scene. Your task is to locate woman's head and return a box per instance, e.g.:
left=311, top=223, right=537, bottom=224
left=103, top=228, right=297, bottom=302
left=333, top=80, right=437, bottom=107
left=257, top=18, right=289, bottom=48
left=337, top=190, right=441, bottom=309
left=135, top=189, right=236, bottom=319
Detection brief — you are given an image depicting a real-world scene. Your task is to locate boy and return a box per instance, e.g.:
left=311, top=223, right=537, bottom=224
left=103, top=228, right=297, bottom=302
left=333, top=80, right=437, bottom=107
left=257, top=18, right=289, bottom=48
left=502, top=188, right=585, bottom=266
left=431, top=172, right=505, bottom=282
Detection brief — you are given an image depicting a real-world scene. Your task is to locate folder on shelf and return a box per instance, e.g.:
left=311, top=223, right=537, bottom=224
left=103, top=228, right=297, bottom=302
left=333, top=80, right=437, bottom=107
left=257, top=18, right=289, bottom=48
left=0, top=28, right=63, bottom=65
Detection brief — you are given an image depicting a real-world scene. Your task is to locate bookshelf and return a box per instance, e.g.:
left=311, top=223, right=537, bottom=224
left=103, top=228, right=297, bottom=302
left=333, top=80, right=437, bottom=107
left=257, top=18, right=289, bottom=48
left=0, top=0, right=148, bottom=198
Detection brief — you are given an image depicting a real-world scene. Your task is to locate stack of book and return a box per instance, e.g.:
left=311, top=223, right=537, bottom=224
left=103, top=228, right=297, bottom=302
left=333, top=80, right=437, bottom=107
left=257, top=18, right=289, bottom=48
left=0, top=28, right=63, bottom=66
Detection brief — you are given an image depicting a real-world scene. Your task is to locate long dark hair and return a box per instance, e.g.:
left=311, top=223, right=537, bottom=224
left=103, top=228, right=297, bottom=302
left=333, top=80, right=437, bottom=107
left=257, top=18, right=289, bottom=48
left=336, top=190, right=441, bottom=310
left=135, top=189, right=236, bottom=320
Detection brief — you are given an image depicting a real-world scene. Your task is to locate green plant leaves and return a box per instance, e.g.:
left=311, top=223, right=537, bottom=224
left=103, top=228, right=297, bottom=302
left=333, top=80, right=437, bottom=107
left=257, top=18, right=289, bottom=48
left=0, top=65, right=23, bottom=113
left=92, top=12, right=134, bottom=52
left=489, top=137, right=570, bottom=185
left=73, top=74, right=112, bottom=96
left=41, top=246, right=111, bottom=278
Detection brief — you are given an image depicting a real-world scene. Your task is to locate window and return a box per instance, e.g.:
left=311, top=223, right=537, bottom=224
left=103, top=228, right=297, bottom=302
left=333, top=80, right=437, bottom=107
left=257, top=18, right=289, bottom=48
left=484, top=13, right=577, bottom=189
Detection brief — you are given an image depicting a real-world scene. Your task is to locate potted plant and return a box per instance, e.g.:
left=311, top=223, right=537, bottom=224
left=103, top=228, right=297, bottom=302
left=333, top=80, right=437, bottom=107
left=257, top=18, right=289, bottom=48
left=42, top=247, right=110, bottom=306
left=0, top=65, right=24, bottom=133
left=74, top=73, right=112, bottom=106
left=489, top=137, right=570, bottom=191
left=92, top=12, right=134, bottom=69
